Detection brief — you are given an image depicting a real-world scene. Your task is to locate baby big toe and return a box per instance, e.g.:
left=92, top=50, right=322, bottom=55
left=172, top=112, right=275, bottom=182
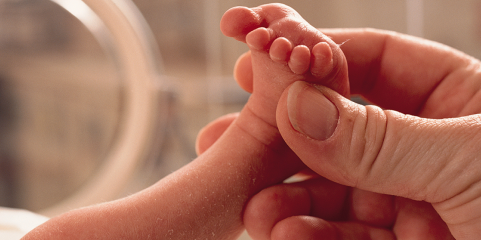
left=220, top=6, right=261, bottom=42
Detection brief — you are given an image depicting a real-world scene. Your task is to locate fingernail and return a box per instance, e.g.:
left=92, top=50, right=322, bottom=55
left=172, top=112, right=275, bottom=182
left=287, top=82, right=339, bottom=140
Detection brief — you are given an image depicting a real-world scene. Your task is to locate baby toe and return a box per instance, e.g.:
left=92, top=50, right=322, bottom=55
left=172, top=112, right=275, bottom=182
left=288, top=45, right=311, bottom=75
left=246, top=28, right=273, bottom=51
left=269, top=37, right=292, bottom=63
left=310, top=42, right=334, bottom=79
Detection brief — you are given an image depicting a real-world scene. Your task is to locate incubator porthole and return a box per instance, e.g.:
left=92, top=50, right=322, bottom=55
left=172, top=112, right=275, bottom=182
left=0, top=0, right=164, bottom=216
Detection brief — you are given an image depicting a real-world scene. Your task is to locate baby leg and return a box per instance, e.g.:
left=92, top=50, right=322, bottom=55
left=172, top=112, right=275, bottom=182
left=22, top=4, right=350, bottom=240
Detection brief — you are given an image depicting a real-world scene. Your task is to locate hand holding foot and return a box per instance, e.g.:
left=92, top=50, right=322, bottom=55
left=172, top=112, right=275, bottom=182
left=231, top=28, right=481, bottom=239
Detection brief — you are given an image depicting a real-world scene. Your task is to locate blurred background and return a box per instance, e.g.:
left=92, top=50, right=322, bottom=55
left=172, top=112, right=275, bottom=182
left=0, top=0, right=480, bottom=238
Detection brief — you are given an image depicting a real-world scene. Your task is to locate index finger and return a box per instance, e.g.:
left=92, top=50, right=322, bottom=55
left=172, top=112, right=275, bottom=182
left=322, top=28, right=480, bottom=117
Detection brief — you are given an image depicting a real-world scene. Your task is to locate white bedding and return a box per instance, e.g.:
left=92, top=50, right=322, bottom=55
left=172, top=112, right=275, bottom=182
left=0, top=207, right=49, bottom=240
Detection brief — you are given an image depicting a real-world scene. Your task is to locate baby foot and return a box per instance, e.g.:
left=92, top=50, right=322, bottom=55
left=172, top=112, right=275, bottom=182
left=221, top=3, right=349, bottom=128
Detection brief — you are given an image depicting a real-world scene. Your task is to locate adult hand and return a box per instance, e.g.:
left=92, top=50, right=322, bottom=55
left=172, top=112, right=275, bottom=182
left=199, top=29, right=481, bottom=239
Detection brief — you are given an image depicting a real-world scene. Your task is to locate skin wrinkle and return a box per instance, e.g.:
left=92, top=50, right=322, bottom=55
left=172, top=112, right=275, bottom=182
left=426, top=117, right=481, bottom=203
left=295, top=22, right=316, bottom=45
left=373, top=112, right=426, bottom=200
left=433, top=129, right=481, bottom=204
left=254, top=5, right=291, bottom=34
left=404, top=116, right=480, bottom=203
left=436, top=180, right=481, bottom=230
left=234, top=104, right=282, bottom=152
left=362, top=105, right=388, bottom=191
left=352, top=105, right=369, bottom=187
left=343, top=99, right=366, bottom=187
left=385, top=119, right=419, bottom=198
left=438, top=166, right=479, bottom=208
left=398, top=117, right=443, bottom=200
left=425, top=148, right=456, bottom=203
left=418, top=141, right=451, bottom=201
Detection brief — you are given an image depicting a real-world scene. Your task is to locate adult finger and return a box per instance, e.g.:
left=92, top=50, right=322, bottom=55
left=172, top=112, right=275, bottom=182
left=276, top=81, right=481, bottom=238
left=195, top=113, right=238, bottom=155
left=244, top=178, right=451, bottom=239
left=272, top=216, right=395, bottom=240
left=244, top=177, right=348, bottom=240
left=234, top=51, right=253, bottom=93
left=244, top=179, right=396, bottom=240
left=394, top=198, right=454, bottom=240
left=323, top=29, right=481, bottom=117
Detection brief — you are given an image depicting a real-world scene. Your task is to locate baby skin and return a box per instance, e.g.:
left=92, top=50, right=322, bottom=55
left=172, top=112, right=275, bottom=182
left=22, top=3, right=349, bottom=240
left=221, top=3, right=350, bottom=131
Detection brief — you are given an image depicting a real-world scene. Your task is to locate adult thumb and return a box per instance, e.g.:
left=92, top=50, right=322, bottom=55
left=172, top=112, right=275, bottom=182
left=277, top=81, right=481, bottom=237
